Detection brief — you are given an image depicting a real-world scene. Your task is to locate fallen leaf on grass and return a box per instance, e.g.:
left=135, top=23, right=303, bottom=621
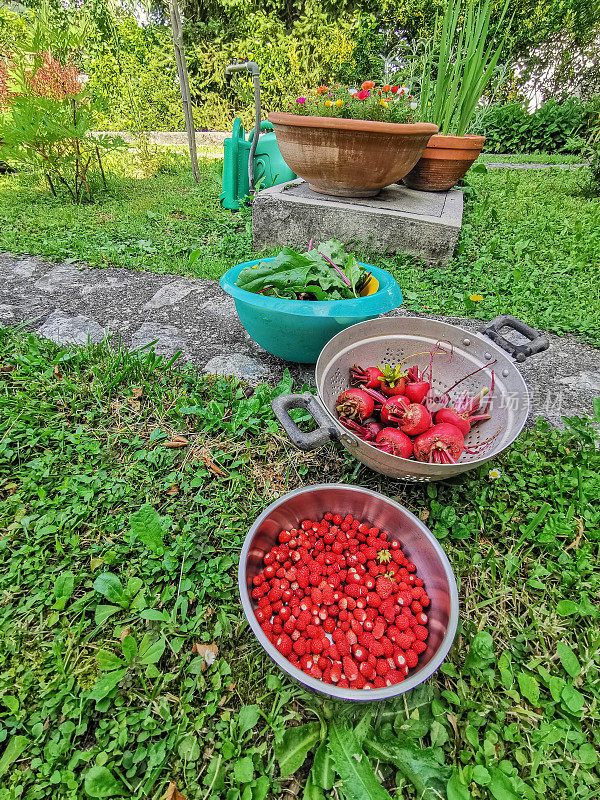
left=119, top=627, right=132, bottom=643
left=127, top=398, right=141, bottom=411
left=201, top=450, right=226, bottom=476
left=419, top=508, right=430, bottom=522
left=447, top=713, right=459, bottom=739
left=566, top=518, right=584, bottom=551
left=164, top=781, right=187, bottom=800
left=132, top=386, right=143, bottom=398
left=191, top=642, right=218, bottom=670
left=166, top=484, right=180, bottom=496
left=53, top=365, right=62, bottom=380
left=164, top=435, right=188, bottom=449
left=0, top=364, right=16, bottom=373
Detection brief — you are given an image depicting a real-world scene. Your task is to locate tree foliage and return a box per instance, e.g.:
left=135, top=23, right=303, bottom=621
left=1, top=0, right=599, bottom=132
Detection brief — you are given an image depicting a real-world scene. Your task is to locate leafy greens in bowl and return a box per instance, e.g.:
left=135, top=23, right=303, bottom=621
left=236, top=239, right=371, bottom=301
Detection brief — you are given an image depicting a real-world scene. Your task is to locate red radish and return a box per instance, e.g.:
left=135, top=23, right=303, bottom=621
left=375, top=428, right=413, bottom=458
left=397, top=404, right=432, bottom=436
left=413, top=423, right=464, bottom=464
left=381, top=396, right=432, bottom=436
left=339, top=417, right=384, bottom=442
left=435, top=387, right=491, bottom=435
left=378, top=364, right=407, bottom=396
left=380, top=395, right=410, bottom=424
left=336, top=388, right=374, bottom=422
left=350, top=365, right=384, bottom=390
left=405, top=379, right=430, bottom=404
left=435, top=407, right=471, bottom=435
left=404, top=365, right=431, bottom=404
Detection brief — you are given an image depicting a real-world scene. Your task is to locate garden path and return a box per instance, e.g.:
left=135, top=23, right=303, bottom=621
left=1, top=251, right=598, bottom=427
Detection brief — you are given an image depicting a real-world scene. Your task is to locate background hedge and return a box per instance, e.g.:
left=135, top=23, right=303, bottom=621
left=1, top=1, right=599, bottom=149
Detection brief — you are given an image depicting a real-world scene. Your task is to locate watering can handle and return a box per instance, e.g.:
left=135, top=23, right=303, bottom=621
left=248, top=121, right=273, bottom=143
left=271, top=392, right=338, bottom=451
left=480, top=315, right=549, bottom=363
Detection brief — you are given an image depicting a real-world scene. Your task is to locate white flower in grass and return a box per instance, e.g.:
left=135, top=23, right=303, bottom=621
left=488, top=468, right=501, bottom=480
left=410, top=101, right=418, bottom=110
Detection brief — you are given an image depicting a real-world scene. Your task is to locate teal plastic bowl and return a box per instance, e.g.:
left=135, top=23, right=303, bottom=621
left=220, top=258, right=403, bottom=363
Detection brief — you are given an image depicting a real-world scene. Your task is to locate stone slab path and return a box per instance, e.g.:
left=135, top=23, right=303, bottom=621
left=1, top=252, right=599, bottom=428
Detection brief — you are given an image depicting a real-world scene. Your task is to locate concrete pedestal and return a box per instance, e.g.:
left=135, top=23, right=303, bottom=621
left=252, top=178, right=463, bottom=266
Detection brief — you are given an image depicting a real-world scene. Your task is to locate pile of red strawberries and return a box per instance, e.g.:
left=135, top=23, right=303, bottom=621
left=335, top=362, right=492, bottom=465
left=251, top=512, right=429, bottom=690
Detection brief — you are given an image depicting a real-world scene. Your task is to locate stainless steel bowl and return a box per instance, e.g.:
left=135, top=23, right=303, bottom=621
left=238, top=484, right=459, bottom=702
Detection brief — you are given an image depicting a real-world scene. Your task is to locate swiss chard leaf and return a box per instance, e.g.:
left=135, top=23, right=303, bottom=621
left=236, top=249, right=312, bottom=294
left=328, top=723, right=393, bottom=800
left=274, top=722, right=320, bottom=778
left=364, top=735, right=450, bottom=799
left=236, top=240, right=366, bottom=301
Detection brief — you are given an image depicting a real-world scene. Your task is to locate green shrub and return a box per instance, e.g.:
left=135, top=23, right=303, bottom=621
left=477, top=97, right=595, bottom=153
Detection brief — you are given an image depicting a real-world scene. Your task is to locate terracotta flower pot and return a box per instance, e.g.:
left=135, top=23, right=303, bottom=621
left=403, top=134, right=486, bottom=192
left=268, top=112, right=438, bottom=198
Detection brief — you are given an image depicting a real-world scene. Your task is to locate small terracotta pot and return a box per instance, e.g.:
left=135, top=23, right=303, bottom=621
left=268, top=112, right=438, bottom=197
left=403, top=134, right=486, bottom=192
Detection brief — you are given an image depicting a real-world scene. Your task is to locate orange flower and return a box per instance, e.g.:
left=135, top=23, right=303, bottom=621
left=382, top=84, right=391, bottom=92
left=316, top=85, right=329, bottom=95
left=361, top=80, right=375, bottom=91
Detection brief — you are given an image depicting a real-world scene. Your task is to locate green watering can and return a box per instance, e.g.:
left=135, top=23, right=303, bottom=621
left=220, top=60, right=296, bottom=210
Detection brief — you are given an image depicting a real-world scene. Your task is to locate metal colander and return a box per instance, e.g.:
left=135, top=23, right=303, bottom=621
left=272, top=315, right=549, bottom=481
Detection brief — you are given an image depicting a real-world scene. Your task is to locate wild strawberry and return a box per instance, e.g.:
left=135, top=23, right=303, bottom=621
left=375, top=658, right=390, bottom=676
left=394, top=613, right=409, bottom=630
left=396, top=633, right=414, bottom=650
left=372, top=619, right=386, bottom=639
left=380, top=636, right=394, bottom=658
left=393, top=651, right=406, bottom=669
left=293, top=638, right=307, bottom=656
left=333, top=630, right=351, bottom=656
left=346, top=629, right=358, bottom=647
left=375, top=576, right=394, bottom=599
left=413, top=640, right=427, bottom=654
left=342, top=656, right=359, bottom=682
left=385, top=670, right=403, bottom=686
left=353, top=644, right=368, bottom=662
left=405, top=649, right=419, bottom=668
left=311, top=638, right=324, bottom=654
left=323, top=617, right=335, bottom=633
left=275, top=633, right=292, bottom=656
left=414, top=625, right=428, bottom=641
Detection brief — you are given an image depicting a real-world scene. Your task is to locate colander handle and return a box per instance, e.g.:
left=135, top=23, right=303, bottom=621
left=481, top=315, right=549, bottom=363
left=271, top=392, right=338, bottom=451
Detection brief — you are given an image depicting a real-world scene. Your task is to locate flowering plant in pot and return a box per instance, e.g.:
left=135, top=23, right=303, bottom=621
left=268, top=81, right=437, bottom=197
left=403, top=0, right=509, bottom=192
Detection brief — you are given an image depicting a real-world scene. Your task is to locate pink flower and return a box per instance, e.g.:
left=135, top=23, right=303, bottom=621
left=296, top=97, right=306, bottom=104
left=354, top=89, right=370, bottom=100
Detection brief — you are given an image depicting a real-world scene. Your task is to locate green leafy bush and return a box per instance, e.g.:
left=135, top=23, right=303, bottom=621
left=477, top=97, right=595, bottom=153
left=0, top=4, right=125, bottom=201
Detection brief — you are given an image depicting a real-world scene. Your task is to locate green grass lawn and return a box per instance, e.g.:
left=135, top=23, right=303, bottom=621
left=0, top=152, right=599, bottom=344
left=1, top=328, right=599, bottom=800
